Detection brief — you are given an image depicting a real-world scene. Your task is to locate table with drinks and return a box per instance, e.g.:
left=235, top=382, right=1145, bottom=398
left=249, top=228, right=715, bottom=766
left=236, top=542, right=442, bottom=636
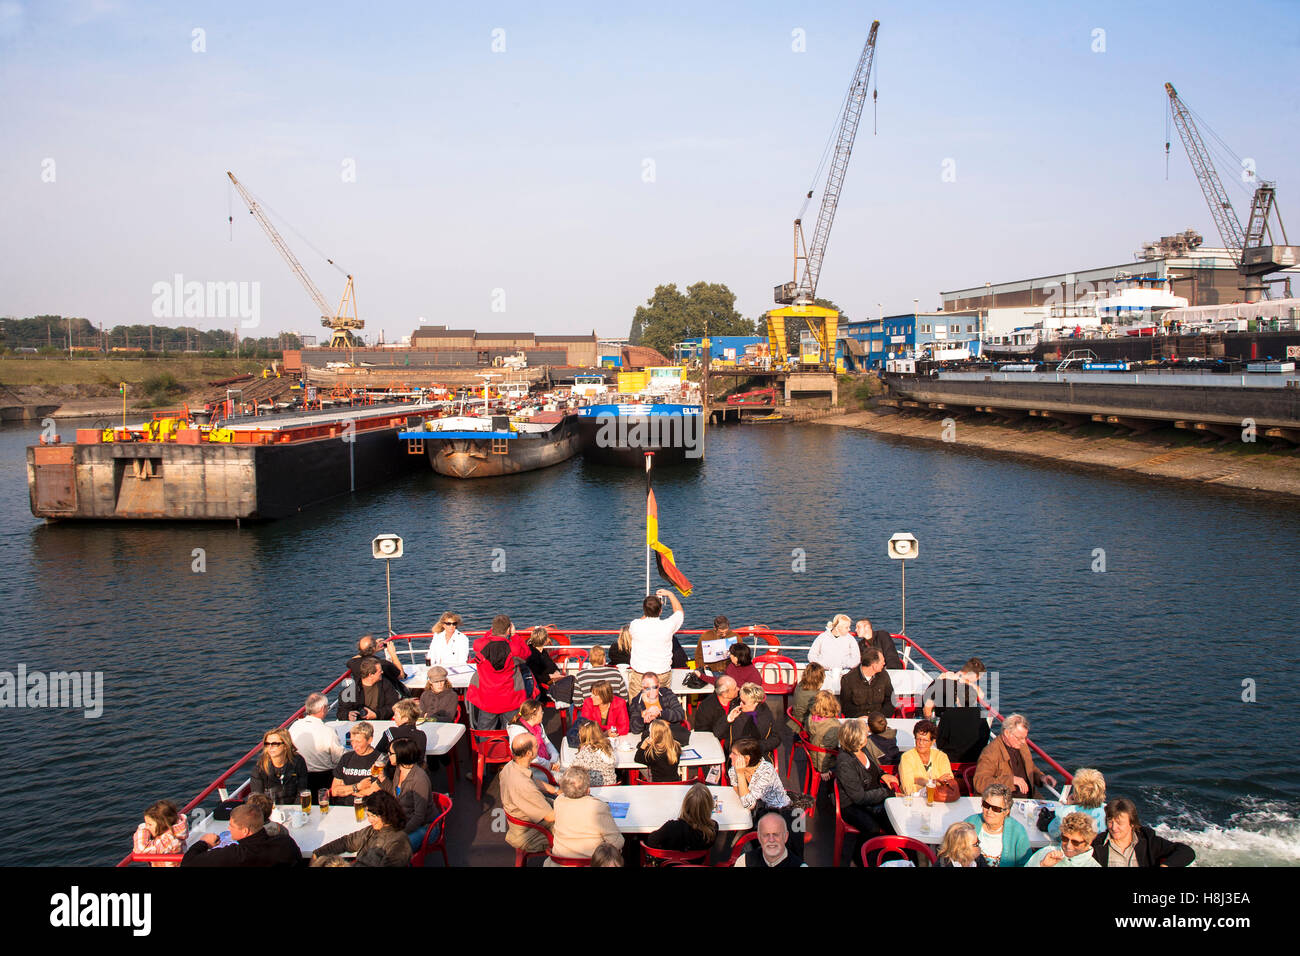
left=186, top=794, right=377, bottom=858
left=883, top=793, right=1054, bottom=848
left=591, top=785, right=751, bottom=834
left=559, top=731, right=724, bottom=783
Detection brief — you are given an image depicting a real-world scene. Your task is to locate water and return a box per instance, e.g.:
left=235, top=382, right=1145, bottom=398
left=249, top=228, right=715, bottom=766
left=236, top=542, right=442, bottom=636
left=2, top=419, right=1297, bottom=865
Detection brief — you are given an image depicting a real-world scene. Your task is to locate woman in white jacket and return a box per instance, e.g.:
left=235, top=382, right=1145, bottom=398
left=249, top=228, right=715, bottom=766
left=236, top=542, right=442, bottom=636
left=807, top=614, right=861, bottom=693
left=425, top=612, right=468, bottom=667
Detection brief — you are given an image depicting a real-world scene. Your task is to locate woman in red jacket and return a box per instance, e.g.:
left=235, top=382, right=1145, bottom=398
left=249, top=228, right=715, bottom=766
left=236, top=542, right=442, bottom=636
left=579, top=681, right=630, bottom=737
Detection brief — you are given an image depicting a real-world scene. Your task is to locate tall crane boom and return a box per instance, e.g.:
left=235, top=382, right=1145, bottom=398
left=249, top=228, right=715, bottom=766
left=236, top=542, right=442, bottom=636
left=1164, top=83, right=1246, bottom=259
left=775, top=19, right=879, bottom=306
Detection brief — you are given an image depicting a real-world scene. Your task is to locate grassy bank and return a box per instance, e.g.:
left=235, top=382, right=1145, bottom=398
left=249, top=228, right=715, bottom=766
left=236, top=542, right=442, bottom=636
left=0, top=357, right=267, bottom=388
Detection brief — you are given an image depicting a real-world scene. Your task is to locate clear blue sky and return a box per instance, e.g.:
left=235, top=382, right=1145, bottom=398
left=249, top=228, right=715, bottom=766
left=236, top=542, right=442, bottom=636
left=2, top=0, right=1298, bottom=339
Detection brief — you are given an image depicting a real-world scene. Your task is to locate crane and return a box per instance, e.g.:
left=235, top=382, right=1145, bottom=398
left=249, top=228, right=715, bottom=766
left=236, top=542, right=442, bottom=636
left=226, top=171, right=364, bottom=347
left=1164, top=84, right=1296, bottom=303
left=767, top=20, right=879, bottom=369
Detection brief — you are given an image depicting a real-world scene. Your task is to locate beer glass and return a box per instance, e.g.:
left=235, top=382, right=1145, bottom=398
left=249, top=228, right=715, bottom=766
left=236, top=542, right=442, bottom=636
left=354, top=796, right=365, bottom=822
left=318, top=789, right=331, bottom=813
left=925, top=778, right=936, bottom=806
left=299, top=790, right=311, bottom=812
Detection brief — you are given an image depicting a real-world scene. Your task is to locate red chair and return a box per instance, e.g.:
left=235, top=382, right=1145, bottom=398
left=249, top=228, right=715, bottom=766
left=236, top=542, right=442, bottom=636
left=756, top=653, right=797, bottom=725
left=860, top=835, right=938, bottom=868
left=469, top=729, right=512, bottom=800
left=546, top=852, right=592, bottom=867
left=432, top=703, right=464, bottom=794
left=893, top=695, right=919, bottom=718
left=949, top=762, right=977, bottom=796
left=531, top=762, right=557, bottom=787
left=785, top=706, right=808, bottom=778
left=503, top=811, right=552, bottom=867
left=832, top=781, right=861, bottom=868
left=410, top=793, right=453, bottom=867
left=796, top=740, right=837, bottom=819
left=549, top=647, right=588, bottom=677
left=634, top=778, right=693, bottom=785
left=722, top=831, right=759, bottom=866
left=640, top=844, right=710, bottom=867
left=961, top=764, right=979, bottom=795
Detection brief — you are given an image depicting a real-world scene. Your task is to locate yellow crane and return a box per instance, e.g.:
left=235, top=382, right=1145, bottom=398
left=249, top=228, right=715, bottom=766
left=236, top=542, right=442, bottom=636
left=226, top=171, right=364, bottom=348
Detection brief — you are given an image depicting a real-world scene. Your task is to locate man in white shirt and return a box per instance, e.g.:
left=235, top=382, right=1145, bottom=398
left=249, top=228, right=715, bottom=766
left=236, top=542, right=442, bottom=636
left=807, top=614, right=861, bottom=693
left=627, top=588, right=684, bottom=699
left=289, top=693, right=344, bottom=795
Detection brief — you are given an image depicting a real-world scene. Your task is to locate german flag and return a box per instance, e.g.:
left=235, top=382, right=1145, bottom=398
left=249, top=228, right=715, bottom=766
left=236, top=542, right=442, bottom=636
left=646, top=459, right=693, bottom=597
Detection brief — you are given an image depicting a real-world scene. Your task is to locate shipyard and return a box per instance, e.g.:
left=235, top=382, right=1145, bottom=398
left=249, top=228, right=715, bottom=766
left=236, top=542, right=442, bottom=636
left=0, top=0, right=1294, bottom=930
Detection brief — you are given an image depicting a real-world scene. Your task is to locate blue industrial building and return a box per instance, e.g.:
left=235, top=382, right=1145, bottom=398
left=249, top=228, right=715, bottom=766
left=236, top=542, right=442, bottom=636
left=840, top=312, right=983, bottom=370
left=676, top=335, right=764, bottom=363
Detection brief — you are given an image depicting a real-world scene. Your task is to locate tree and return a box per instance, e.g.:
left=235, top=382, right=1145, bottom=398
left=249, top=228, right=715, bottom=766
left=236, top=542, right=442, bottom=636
left=629, top=282, right=756, bottom=358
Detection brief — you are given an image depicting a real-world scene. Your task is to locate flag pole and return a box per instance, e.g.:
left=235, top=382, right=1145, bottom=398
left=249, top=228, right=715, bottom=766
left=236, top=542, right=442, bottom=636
left=644, top=451, right=653, bottom=596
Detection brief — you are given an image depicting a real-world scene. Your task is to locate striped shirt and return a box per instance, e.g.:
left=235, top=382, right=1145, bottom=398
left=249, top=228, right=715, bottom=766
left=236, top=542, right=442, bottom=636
left=573, top=665, right=628, bottom=705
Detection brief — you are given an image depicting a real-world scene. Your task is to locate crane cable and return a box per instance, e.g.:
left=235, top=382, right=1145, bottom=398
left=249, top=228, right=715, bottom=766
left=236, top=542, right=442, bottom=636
left=230, top=178, right=350, bottom=278
left=799, top=52, right=858, bottom=220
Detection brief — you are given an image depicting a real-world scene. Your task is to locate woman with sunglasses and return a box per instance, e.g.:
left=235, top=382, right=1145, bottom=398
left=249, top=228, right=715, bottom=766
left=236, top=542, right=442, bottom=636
left=1024, top=811, right=1100, bottom=867
left=425, top=612, right=468, bottom=667
left=250, top=728, right=310, bottom=805
left=964, top=782, right=1031, bottom=867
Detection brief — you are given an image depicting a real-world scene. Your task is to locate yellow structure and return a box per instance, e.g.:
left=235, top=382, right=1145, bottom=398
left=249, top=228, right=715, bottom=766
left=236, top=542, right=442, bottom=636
left=766, top=304, right=839, bottom=368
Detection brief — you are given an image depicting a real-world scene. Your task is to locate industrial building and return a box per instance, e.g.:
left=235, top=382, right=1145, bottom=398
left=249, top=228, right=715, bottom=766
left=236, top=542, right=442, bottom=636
left=406, top=325, right=598, bottom=366
left=841, top=312, right=983, bottom=370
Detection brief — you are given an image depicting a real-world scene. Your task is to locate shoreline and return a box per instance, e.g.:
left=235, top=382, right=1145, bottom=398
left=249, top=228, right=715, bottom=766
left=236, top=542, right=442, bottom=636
left=819, top=408, right=1300, bottom=501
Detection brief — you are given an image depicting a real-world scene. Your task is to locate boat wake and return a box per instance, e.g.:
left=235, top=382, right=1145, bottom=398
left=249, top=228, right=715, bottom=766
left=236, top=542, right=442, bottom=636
left=1146, top=793, right=1300, bottom=866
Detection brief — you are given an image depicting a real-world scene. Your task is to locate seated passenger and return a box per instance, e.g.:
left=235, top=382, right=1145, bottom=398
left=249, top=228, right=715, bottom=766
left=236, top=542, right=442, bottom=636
left=695, top=615, right=740, bottom=675
left=524, top=627, right=560, bottom=701
left=936, top=821, right=985, bottom=867
left=573, top=645, right=627, bottom=705
left=722, top=682, right=779, bottom=761
left=418, top=667, right=458, bottom=722
left=833, top=718, right=897, bottom=863
left=964, top=783, right=1031, bottom=867
left=898, top=719, right=955, bottom=796
left=377, top=698, right=427, bottom=758
left=645, top=782, right=719, bottom=856
left=182, top=804, right=301, bottom=867
left=579, top=680, right=630, bottom=737
left=973, top=713, right=1057, bottom=797
left=330, top=721, right=383, bottom=802
left=498, top=735, right=556, bottom=855
left=1090, top=798, right=1195, bottom=867
left=635, top=719, right=684, bottom=782
left=338, top=656, right=403, bottom=722
left=508, top=699, right=560, bottom=769
left=788, top=663, right=825, bottom=733
left=590, top=842, right=625, bottom=867
left=840, top=649, right=894, bottom=719
left=547, top=767, right=624, bottom=865
left=132, top=799, right=188, bottom=867
left=723, top=641, right=762, bottom=692
left=805, top=691, right=841, bottom=776
left=1025, top=811, right=1101, bottom=868
left=380, top=737, right=434, bottom=850
left=607, top=624, right=633, bottom=667
left=568, top=720, right=618, bottom=788
left=854, top=617, right=902, bottom=670
left=865, top=711, right=901, bottom=766
left=1045, top=768, right=1107, bottom=839
left=807, top=614, right=860, bottom=693
left=313, top=790, right=411, bottom=867
left=249, top=728, right=310, bottom=803
left=729, top=737, right=794, bottom=848
left=690, top=675, right=737, bottom=743
left=425, top=612, right=469, bottom=667
left=628, top=672, right=686, bottom=737
left=733, top=811, right=806, bottom=868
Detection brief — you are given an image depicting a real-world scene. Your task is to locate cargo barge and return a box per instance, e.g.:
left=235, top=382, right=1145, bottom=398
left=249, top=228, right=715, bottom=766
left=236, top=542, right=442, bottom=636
left=398, top=410, right=581, bottom=479
left=27, top=402, right=438, bottom=521
left=576, top=402, right=706, bottom=466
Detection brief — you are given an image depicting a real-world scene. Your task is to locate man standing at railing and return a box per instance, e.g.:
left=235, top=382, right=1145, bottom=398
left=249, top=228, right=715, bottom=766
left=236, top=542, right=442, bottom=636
left=628, top=589, right=684, bottom=700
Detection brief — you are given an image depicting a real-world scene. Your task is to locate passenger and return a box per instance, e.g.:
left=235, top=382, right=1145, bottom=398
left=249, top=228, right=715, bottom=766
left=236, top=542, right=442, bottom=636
left=289, top=692, right=343, bottom=796
left=695, top=615, right=740, bottom=675
left=466, top=621, right=529, bottom=731
left=346, top=633, right=406, bottom=687
left=1045, top=768, right=1107, bottom=839
left=1090, top=798, right=1195, bottom=867
left=805, top=691, right=841, bottom=776
left=330, top=721, right=383, bottom=802
left=607, top=624, right=633, bottom=667
left=568, top=720, right=618, bottom=787
left=733, top=811, right=806, bottom=868
left=244, top=793, right=287, bottom=839
left=377, top=698, right=428, bottom=758
left=635, top=719, right=684, bottom=782
left=973, top=713, right=1057, bottom=797
left=923, top=657, right=990, bottom=763
left=936, top=821, right=985, bottom=867
left=898, top=719, right=956, bottom=796
left=508, top=699, right=560, bottom=769
left=691, top=675, right=738, bottom=743
left=729, top=738, right=798, bottom=854
left=854, top=617, right=903, bottom=670
left=1025, top=811, right=1101, bottom=868
left=338, top=656, right=403, bottom=722
left=723, top=641, right=763, bottom=691
left=418, top=667, right=458, bottom=722
left=380, top=737, right=434, bottom=851
left=589, top=841, right=625, bottom=867
left=627, top=588, right=684, bottom=699
left=722, top=682, right=779, bottom=762
left=839, top=649, right=894, bottom=720
left=524, top=626, right=561, bottom=702
left=182, top=804, right=301, bottom=867
left=499, top=735, right=557, bottom=856
left=645, top=783, right=719, bottom=856
left=788, top=662, right=826, bottom=733
left=249, top=728, right=310, bottom=803
left=833, top=718, right=897, bottom=863
left=964, top=782, right=1031, bottom=867
left=425, top=612, right=468, bottom=667
left=807, top=614, right=861, bottom=693
left=628, top=671, right=687, bottom=737
left=313, top=790, right=411, bottom=867
left=865, top=711, right=901, bottom=766
left=573, top=644, right=628, bottom=705
left=579, top=680, right=631, bottom=737
left=131, top=799, right=188, bottom=867
left=547, top=767, right=624, bottom=865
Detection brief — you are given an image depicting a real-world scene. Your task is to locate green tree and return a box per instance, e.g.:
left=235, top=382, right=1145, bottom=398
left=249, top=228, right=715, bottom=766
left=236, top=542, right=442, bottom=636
left=629, top=282, right=756, bottom=358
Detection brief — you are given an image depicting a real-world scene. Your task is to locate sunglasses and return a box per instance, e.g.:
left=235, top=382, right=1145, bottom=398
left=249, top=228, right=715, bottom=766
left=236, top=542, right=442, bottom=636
left=263, top=740, right=284, bottom=746
left=981, top=801, right=1008, bottom=814
left=1061, top=836, right=1091, bottom=848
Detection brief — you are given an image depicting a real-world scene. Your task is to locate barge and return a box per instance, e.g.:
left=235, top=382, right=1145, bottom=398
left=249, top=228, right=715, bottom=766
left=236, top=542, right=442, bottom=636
left=399, top=410, right=581, bottom=478
left=27, top=402, right=438, bottom=521
left=576, top=401, right=706, bottom=466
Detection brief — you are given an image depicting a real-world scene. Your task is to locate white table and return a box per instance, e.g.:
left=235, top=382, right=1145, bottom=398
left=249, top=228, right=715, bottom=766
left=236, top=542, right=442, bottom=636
left=670, top=669, right=716, bottom=697
left=592, top=785, right=752, bottom=834
left=404, top=662, right=476, bottom=691
left=887, top=668, right=931, bottom=697
left=883, top=795, right=1053, bottom=849
left=186, top=804, right=373, bottom=857
left=325, top=719, right=465, bottom=756
left=559, top=732, right=723, bottom=778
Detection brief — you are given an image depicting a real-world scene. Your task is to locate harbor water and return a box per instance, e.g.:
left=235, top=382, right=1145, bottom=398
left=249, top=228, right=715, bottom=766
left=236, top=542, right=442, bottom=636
left=1, top=419, right=1297, bottom=865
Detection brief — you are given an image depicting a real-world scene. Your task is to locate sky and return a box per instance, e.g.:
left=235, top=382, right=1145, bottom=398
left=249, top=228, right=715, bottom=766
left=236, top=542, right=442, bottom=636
left=2, top=0, right=1298, bottom=341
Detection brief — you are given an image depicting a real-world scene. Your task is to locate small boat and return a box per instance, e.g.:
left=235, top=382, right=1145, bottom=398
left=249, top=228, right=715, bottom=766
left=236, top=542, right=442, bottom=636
left=743, top=412, right=789, bottom=423
left=401, top=411, right=580, bottom=479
